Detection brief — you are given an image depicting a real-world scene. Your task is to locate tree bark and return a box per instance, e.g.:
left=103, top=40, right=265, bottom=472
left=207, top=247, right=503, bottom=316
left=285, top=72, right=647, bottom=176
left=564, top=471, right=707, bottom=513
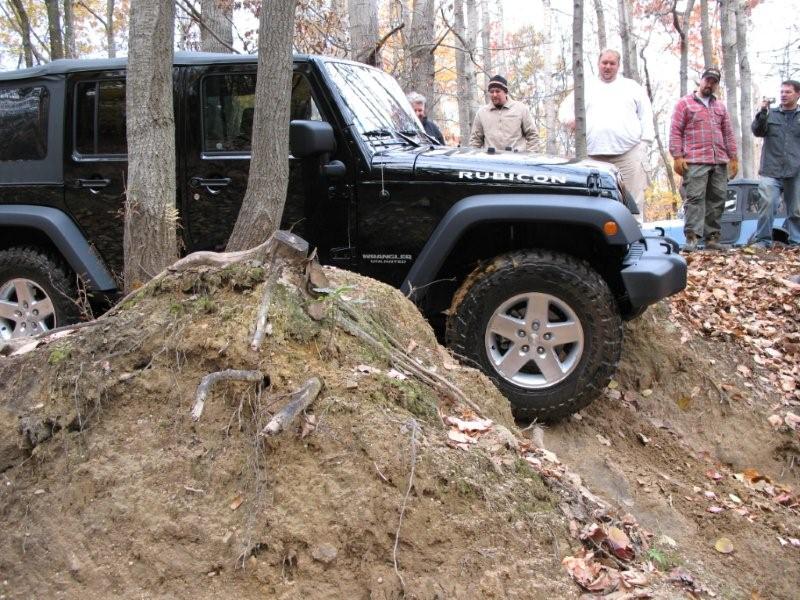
left=673, top=0, right=696, bottom=97
left=63, top=0, right=76, bottom=58
left=617, top=0, right=639, bottom=82
left=200, top=0, right=234, bottom=53
left=543, top=0, right=558, bottom=154
left=735, top=0, right=753, bottom=178
left=699, top=0, right=713, bottom=67
left=124, top=0, right=178, bottom=291
left=225, top=0, right=297, bottom=251
left=45, top=0, right=64, bottom=60
left=106, top=0, right=116, bottom=58
left=573, top=0, right=587, bottom=159
left=593, top=0, right=607, bottom=52
left=480, top=0, right=493, bottom=100
left=406, top=0, right=436, bottom=113
left=454, top=0, right=472, bottom=145
left=8, top=0, right=34, bottom=67
left=640, top=47, right=678, bottom=199
left=719, top=0, right=741, bottom=163
left=348, top=0, right=380, bottom=65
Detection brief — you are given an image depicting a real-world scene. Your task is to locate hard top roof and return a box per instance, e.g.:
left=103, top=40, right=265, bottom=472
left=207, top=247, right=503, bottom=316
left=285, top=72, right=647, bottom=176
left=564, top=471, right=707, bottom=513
left=0, top=51, right=323, bottom=81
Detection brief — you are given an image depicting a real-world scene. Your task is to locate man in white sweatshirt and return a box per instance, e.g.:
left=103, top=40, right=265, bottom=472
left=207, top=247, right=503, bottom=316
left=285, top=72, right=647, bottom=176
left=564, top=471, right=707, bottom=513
left=559, top=49, right=655, bottom=221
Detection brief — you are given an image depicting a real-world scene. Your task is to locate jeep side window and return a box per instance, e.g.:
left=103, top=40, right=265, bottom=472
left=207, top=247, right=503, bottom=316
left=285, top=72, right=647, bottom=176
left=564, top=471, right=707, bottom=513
left=0, top=86, right=49, bottom=161
left=74, top=80, right=127, bottom=156
left=201, top=72, right=321, bottom=154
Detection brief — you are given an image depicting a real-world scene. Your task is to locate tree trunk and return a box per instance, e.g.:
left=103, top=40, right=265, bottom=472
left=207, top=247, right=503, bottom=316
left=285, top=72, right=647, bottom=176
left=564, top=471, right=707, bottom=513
left=699, top=0, right=713, bottom=67
left=673, top=0, right=696, bottom=97
left=466, top=0, right=478, bottom=123
left=348, top=0, right=380, bottom=65
left=225, top=0, right=297, bottom=251
left=735, top=0, right=753, bottom=178
left=8, top=0, right=34, bottom=67
left=454, top=0, right=472, bottom=145
left=573, top=0, right=587, bottom=159
left=496, top=0, right=507, bottom=75
left=106, top=0, right=116, bottom=58
left=124, top=0, right=178, bottom=292
left=63, top=0, right=76, bottom=58
left=640, top=48, right=678, bottom=200
left=593, top=0, right=607, bottom=52
left=45, top=0, right=64, bottom=60
left=719, top=0, right=741, bottom=163
left=200, top=0, right=234, bottom=53
left=617, top=0, right=639, bottom=81
left=543, top=0, right=558, bottom=154
left=406, top=0, right=436, bottom=114
left=480, top=0, right=493, bottom=100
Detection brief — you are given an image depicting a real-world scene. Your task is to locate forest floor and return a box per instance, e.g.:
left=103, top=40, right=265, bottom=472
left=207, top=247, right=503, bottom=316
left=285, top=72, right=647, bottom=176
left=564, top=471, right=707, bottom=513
left=0, top=246, right=798, bottom=599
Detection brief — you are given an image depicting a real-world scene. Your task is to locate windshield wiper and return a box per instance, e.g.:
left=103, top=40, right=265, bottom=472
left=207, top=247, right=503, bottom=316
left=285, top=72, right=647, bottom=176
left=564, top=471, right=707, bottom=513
left=363, top=128, right=419, bottom=147
left=403, top=128, right=439, bottom=146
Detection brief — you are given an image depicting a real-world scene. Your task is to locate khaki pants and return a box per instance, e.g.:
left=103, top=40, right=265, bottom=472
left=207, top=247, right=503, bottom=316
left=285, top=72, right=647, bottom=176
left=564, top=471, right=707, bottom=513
left=682, top=163, right=728, bottom=240
left=590, top=142, right=649, bottom=222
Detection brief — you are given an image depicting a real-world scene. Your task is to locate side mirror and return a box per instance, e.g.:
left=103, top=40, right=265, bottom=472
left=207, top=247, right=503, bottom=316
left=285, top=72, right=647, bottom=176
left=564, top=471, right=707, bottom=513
left=322, top=160, right=346, bottom=178
left=290, top=120, right=336, bottom=158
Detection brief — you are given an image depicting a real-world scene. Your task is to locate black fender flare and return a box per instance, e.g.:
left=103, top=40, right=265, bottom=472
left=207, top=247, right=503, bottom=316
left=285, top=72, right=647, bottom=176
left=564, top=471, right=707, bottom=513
left=401, top=194, right=641, bottom=300
left=0, top=205, right=117, bottom=292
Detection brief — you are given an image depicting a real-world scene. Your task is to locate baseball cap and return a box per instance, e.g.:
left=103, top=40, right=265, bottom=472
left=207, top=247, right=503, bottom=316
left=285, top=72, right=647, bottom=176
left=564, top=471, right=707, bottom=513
left=701, top=67, right=721, bottom=82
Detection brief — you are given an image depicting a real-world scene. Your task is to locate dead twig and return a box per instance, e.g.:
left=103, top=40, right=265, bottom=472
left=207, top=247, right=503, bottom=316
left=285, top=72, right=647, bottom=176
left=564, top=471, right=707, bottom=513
left=192, top=370, right=265, bottom=421
left=393, top=419, right=420, bottom=593
left=261, top=377, right=322, bottom=436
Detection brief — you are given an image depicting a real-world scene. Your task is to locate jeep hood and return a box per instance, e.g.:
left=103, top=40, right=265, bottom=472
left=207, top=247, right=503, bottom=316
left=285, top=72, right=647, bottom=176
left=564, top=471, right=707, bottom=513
left=392, top=146, right=620, bottom=190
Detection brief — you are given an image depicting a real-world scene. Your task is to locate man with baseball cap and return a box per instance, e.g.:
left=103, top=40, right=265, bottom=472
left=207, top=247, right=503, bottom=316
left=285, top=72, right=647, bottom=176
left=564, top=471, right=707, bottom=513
left=468, top=75, right=539, bottom=152
left=669, top=66, right=739, bottom=251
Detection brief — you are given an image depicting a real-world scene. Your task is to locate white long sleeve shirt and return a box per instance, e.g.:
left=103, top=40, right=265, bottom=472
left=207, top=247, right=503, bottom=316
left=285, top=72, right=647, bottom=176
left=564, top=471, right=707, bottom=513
left=559, top=76, right=655, bottom=156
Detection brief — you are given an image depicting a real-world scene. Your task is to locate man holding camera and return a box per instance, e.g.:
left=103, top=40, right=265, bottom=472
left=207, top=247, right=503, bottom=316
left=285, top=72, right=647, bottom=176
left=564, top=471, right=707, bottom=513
left=751, top=80, right=800, bottom=248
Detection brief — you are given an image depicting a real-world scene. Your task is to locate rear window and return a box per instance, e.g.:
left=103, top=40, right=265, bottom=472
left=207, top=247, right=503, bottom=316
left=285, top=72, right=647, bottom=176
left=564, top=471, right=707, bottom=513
left=0, top=86, right=49, bottom=161
left=74, top=80, right=127, bottom=156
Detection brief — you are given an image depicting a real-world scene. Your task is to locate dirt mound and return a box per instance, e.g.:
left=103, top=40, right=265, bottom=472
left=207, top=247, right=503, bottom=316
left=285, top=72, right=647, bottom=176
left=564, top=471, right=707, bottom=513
left=0, top=260, right=586, bottom=599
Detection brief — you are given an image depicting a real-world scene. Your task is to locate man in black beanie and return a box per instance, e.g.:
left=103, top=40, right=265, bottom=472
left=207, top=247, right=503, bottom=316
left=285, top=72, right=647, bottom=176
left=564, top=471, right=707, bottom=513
left=468, top=75, right=538, bottom=152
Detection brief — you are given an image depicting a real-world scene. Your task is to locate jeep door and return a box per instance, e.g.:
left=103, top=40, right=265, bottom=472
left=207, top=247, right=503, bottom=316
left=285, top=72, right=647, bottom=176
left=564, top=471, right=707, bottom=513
left=63, top=70, right=131, bottom=282
left=181, top=63, right=354, bottom=259
left=719, top=186, right=743, bottom=244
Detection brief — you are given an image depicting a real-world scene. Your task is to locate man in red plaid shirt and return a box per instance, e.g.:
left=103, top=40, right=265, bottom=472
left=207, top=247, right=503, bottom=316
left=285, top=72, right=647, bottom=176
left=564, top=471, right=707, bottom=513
left=669, top=67, right=739, bottom=251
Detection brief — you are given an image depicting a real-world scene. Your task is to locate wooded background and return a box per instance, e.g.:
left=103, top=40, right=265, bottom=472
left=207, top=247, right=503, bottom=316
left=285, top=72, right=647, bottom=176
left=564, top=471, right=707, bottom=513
left=1, top=0, right=798, bottom=222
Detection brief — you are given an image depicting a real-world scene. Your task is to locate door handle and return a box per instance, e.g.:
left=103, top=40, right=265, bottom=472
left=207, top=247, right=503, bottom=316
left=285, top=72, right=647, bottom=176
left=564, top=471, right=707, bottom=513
left=190, top=177, right=231, bottom=195
left=75, top=178, right=111, bottom=194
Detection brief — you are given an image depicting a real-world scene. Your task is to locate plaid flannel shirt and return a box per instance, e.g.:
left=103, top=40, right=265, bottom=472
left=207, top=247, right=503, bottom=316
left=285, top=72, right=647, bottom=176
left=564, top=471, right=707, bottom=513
left=669, top=93, right=737, bottom=164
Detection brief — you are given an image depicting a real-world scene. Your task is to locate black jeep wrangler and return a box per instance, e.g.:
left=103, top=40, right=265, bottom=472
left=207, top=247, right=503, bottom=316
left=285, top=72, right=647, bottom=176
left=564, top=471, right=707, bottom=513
left=0, top=52, right=686, bottom=420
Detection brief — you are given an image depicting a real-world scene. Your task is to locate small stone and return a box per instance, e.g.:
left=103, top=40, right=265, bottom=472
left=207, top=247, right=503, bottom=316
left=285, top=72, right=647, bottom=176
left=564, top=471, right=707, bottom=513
left=33, top=489, right=45, bottom=495
left=222, top=531, right=234, bottom=546
left=377, top=577, right=383, bottom=584
left=311, top=543, right=338, bottom=565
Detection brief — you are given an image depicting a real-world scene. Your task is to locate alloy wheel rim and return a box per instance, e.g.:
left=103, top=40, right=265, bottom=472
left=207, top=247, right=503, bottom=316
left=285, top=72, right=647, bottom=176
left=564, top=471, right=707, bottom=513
left=484, top=291, right=584, bottom=389
left=0, top=278, right=57, bottom=340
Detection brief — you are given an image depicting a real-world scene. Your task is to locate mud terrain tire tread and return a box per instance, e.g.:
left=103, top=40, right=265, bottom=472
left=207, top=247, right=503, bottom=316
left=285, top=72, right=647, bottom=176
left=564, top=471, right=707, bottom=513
left=0, top=247, right=80, bottom=336
left=445, top=249, right=623, bottom=421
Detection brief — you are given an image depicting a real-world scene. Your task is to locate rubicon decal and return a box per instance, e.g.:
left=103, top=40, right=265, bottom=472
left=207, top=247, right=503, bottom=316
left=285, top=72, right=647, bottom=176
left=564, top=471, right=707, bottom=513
left=458, top=171, right=568, bottom=185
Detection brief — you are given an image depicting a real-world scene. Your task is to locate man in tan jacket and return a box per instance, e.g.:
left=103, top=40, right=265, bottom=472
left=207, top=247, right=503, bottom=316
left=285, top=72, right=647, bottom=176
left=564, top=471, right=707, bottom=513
left=468, top=75, right=539, bottom=152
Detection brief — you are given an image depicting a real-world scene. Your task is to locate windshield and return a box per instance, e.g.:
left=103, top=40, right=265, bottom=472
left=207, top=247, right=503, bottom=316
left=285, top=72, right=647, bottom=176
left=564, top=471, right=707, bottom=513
left=324, top=60, right=426, bottom=145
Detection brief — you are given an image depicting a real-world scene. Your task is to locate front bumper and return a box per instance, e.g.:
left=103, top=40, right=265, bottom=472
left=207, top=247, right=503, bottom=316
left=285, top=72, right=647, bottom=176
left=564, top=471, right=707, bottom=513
left=620, top=235, right=687, bottom=311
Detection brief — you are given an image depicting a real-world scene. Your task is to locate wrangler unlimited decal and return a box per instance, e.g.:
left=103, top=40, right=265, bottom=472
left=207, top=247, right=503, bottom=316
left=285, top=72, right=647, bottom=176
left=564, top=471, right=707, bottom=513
left=458, top=171, right=569, bottom=185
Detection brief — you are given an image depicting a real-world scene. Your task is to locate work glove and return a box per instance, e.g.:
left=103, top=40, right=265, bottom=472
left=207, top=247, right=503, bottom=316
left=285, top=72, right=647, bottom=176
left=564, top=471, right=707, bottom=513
left=672, top=157, right=688, bottom=177
left=728, top=158, right=739, bottom=180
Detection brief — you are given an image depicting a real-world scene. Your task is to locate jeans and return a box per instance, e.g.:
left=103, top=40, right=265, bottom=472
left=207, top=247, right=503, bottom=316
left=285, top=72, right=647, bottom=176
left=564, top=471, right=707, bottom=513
left=683, top=163, right=728, bottom=239
left=755, top=173, right=800, bottom=244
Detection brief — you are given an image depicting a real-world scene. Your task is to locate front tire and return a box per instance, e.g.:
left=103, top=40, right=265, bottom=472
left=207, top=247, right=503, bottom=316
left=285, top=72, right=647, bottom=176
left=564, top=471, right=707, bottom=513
left=446, top=249, right=623, bottom=421
left=0, top=248, right=80, bottom=340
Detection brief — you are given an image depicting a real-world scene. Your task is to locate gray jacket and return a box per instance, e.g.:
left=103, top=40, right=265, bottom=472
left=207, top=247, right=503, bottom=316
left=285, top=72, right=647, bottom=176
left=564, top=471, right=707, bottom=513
left=751, top=107, right=800, bottom=179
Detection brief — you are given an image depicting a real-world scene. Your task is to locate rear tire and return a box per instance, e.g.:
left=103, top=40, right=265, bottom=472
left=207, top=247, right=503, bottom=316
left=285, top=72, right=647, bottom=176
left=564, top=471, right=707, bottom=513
left=446, top=249, right=623, bottom=421
left=0, top=247, right=80, bottom=340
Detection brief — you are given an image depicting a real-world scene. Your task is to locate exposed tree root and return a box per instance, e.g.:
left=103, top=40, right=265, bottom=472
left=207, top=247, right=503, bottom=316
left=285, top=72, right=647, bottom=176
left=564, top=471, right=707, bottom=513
left=192, top=370, right=266, bottom=421
left=261, top=377, right=322, bottom=436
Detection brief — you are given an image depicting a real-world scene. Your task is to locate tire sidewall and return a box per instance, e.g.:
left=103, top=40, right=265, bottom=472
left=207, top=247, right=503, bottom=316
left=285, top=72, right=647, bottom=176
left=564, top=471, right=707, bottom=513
left=0, top=249, right=80, bottom=334
left=448, top=252, right=621, bottom=420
